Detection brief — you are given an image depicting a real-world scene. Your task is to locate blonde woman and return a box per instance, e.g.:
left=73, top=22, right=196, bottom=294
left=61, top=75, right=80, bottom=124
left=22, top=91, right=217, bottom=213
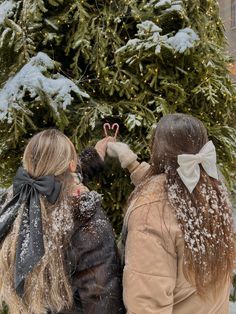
left=108, top=113, right=235, bottom=314
left=0, top=129, right=124, bottom=314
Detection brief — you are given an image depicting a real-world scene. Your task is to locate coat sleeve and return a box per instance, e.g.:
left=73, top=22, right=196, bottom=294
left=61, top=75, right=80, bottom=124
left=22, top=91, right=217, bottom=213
left=123, top=202, right=177, bottom=314
left=69, top=203, right=125, bottom=314
left=78, top=147, right=104, bottom=183
left=127, top=161, right=150, bottom=186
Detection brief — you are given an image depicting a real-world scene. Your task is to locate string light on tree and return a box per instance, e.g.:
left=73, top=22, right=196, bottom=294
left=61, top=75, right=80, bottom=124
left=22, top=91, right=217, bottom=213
left=0, top=0, right=235, bottom=241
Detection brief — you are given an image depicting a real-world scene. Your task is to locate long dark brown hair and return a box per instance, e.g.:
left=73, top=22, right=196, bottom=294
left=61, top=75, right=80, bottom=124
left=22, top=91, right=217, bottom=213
left=145, top=113, right=234, bottom=295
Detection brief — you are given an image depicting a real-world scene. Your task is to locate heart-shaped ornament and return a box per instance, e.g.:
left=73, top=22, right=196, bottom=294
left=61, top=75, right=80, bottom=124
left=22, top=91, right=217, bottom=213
left=103, top=123, right=119, bottom=139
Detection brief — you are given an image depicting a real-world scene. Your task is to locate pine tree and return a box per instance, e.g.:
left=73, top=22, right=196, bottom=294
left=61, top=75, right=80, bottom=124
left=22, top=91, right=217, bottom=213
left=0, top=0, right=235, bottom=236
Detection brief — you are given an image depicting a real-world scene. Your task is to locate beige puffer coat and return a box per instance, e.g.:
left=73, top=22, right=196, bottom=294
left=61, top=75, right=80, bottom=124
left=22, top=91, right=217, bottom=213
left=123, top=162, right=231, bottom=314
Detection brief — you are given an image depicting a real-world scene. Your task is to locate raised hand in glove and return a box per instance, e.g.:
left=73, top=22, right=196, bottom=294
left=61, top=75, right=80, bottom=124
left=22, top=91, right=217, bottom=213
left=95, top=136, right=115, bottom=160
left=107, top=142, right=138, bottom=169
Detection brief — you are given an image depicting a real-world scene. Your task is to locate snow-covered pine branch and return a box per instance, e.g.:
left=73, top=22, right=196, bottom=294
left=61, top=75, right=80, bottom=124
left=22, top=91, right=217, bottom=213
left=0, top=0, right=16, bottom=25
left=116, top=21, right=166, bottom=55
left=0, top=52, right=89, bottom=123
left=166, top=28, right=199, bottom=53
left=144, top=0, right=183, bottom=12
left=116, top=20, right=199, bottom=59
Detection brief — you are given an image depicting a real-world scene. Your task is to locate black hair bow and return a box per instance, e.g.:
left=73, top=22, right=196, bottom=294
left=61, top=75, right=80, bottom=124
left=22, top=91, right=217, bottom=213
left=0, top=167, right=61, bottom=297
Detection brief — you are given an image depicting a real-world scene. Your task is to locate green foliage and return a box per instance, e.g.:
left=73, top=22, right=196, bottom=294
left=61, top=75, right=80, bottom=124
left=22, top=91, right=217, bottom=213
left=231, top=272, right=236, bottom=302
left=0, top=302, right=8, bottom=314
left=0, top=0, right=235, bottom=239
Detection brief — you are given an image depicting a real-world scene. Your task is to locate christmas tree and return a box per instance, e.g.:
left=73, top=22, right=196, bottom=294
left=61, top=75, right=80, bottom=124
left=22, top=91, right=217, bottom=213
left=0, top=0, right=235, bottom=236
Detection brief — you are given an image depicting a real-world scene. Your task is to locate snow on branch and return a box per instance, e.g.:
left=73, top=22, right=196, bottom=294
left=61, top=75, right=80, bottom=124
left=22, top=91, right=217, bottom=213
left=0, top=52, right=89, bottom=122
left=144, top=0, right=183, bottom=12
left=116, top=20, right=199, bottom=60
left=116, top=21, right=166, bottom=55
left=0, top=0, right=15, bottom=25
left=166, top=28, right=199, bottom=53
left=165, top=0, right=183, bottom=12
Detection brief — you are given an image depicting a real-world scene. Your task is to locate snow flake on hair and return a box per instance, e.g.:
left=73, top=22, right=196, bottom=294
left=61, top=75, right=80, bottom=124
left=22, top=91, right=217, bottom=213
left=51, top=202, right=74, bottom=236
left=167, top=178, right=233, bottom=263
left=19, top=206, right=30, bottom=262
left=43, top=199, right=74, bottom=254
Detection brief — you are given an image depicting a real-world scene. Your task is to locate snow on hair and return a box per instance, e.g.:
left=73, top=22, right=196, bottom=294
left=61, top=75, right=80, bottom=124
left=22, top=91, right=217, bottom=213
left=0, top=129, right=78, bottom=313
left=150, top=113, right=234, bottom=296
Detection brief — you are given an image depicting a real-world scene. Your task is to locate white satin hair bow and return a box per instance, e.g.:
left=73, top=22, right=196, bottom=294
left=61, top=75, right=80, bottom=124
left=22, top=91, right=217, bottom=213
left=177, top=141, right=219, bottom=193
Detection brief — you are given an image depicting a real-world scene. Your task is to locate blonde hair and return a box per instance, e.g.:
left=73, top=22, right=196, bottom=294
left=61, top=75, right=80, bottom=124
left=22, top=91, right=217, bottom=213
left=0, top=129, right=78, bottom=313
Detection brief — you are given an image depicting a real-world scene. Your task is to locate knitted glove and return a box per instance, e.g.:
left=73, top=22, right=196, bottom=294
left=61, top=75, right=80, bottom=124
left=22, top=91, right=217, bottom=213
left=107, top=142, right=137, bottom=168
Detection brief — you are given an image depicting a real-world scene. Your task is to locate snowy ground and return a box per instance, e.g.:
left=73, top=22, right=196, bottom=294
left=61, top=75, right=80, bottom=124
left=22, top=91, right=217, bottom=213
left=230, top=301, right=236, bottom=313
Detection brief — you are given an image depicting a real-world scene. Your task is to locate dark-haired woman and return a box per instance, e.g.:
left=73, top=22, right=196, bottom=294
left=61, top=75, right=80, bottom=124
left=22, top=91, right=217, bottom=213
left=107, top=113, right=235, bottom=314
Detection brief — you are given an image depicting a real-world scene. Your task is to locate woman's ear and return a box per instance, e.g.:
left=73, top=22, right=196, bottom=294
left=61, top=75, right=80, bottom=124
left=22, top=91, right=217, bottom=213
left=69, top=160, right=77, bottom=172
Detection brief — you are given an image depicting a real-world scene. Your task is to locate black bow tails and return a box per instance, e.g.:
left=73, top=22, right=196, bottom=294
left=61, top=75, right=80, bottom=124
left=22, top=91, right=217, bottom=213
left=0, top=167, right=61, bottom=297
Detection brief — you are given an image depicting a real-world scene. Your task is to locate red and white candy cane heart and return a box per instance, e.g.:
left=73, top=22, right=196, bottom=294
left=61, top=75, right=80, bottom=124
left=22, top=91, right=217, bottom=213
left=103, top=123, right=119, bottom=139
left=103, top=123, right=111, bottom=137
left=111, top=123, right=119, bottom=139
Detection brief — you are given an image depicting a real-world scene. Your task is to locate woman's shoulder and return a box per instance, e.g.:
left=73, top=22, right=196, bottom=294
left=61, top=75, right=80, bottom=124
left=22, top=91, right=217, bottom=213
left=71, top=190, right=102, bottom=224
left=133, top=174, right=167, bottom=207
left=66, top=191, right=119, bottom=277
left=126, top=174, right=178, bottom=233
left=71, top=190, right=116, bottom=241
left=145, top=173, right=167, bottom=193
left=69, top=191, right=117, bottom=259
